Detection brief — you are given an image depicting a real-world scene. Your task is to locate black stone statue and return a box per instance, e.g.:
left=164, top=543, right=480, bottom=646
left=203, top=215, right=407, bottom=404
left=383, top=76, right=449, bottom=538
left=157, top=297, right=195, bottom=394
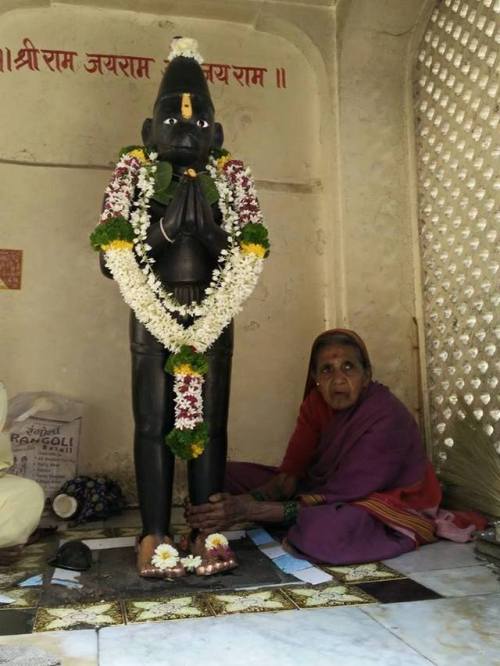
left=100, top=43, right=236, bottom=577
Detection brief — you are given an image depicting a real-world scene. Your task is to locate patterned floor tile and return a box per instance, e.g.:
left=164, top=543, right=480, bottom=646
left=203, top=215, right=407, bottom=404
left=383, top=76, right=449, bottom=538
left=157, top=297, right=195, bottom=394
left=125, top=594, right=213, bottom=623
left=283, top=582, right=376, bottom=609
left=34, top=601, right=124, bottom=632
left=207, top=589, right=295, bottom=615
left=322, top=562, right=406, bottom=584
left=23, top=542, right=50, bottom=556
left=59, top=528, right=110, bottom=540
left=110, top=527, right=140, bottom=537
left=0, top=570, right=29, bottom=589
left=0, top=587, right=41, bottom=609
left=10, top=552, right=49, bottom=572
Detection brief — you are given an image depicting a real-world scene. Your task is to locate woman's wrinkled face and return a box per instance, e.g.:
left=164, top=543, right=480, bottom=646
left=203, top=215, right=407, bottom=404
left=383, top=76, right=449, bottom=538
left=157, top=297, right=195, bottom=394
left=314, top=344, right=370, bottom=410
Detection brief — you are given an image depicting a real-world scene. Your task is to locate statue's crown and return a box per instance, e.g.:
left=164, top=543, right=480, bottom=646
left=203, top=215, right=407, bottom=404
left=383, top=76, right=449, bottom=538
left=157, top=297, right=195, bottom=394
left=155, top=36, right=212, bottom=108
left=167, top=37, right=204, bottom=64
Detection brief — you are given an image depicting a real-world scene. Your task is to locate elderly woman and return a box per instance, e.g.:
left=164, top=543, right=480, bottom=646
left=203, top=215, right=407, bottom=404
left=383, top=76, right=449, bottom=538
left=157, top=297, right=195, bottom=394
left=186, top=330, right=484, bottom=564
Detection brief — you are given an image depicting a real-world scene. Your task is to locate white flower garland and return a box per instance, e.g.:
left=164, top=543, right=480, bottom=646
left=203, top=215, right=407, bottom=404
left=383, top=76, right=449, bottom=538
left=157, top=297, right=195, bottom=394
left=101, top=152, right=267, bottom=354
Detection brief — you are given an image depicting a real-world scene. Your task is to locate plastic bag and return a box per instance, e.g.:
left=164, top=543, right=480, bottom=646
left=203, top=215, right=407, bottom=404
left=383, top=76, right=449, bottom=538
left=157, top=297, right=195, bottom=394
left=7, top=391, right=83, bottom=497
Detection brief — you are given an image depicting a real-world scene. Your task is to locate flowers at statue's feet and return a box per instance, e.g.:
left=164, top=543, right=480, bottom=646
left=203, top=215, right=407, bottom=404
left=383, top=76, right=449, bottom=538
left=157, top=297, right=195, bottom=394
left=151, top=543, right=180, bottom=571
left=205, top=533, right=230, bottom=555
left=193, top=533, right=238, bottom=576
left=180, top=554, right=203, bottom=572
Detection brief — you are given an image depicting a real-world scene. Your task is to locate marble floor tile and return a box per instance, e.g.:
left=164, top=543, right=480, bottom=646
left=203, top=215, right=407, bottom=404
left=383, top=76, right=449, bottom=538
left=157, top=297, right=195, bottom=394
left=99, top=607, right=430, bottom=666
left=363, top=593, right=500, bottom=665
left=322, top=562, right=406, bottom=584
left=34, top=601, right=124, bottom=632
left=0, top=628, right=98, bottom=665
left=124, top=594, right=214, bottom=623
left=408, top=565, right=500, bottom=597
left=207, top=589, right=295, bottom=615
left=283, top=582, right=375, bottom=608
left=384, top=540, right=479, bottom=574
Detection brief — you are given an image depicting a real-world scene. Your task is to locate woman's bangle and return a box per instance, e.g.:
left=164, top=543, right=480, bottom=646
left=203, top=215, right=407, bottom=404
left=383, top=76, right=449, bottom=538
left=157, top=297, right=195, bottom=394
left=283, top=501, right=299, bottom=525
left=250, top=489, right=267, bottom=502
left=159, top=219, right=174, bottom=243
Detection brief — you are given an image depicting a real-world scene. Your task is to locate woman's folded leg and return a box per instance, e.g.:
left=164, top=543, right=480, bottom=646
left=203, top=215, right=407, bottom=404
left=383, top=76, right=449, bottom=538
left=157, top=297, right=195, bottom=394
left=287, top=502, right=415, bottom=565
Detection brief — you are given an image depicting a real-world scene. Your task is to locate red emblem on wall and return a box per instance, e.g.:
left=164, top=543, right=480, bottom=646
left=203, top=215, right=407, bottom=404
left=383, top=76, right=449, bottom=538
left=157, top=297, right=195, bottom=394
left=0, top=249, right=23, bottom=290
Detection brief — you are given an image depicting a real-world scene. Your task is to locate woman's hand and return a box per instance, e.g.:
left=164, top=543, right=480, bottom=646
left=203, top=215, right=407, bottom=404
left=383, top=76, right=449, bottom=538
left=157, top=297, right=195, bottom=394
left=185, top=493, right=253, bottom=532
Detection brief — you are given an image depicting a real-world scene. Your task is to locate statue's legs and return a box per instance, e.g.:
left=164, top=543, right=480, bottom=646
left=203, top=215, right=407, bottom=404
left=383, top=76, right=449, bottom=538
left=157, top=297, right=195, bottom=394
left=188, top=321, right=234, bottom=504
left=130, top=313, right=175, bottom=535
left=130, top=314, right=185, bottom=578
left=186, top=322, right=237, bottom=574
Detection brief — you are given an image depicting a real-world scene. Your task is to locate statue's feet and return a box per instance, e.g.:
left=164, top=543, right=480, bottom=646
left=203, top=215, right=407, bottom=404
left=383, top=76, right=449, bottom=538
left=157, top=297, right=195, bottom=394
left=184, top=531, right=238, bottom=577
left=136, top=534, right=186, bottom=580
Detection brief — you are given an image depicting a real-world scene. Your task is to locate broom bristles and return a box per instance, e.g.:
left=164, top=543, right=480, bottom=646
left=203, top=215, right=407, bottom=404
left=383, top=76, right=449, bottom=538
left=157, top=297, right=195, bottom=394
left=438, top=399, right=500, bottom=518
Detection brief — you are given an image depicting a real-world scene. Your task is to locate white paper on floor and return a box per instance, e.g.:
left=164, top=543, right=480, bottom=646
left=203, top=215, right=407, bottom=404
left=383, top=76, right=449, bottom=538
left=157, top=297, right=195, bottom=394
left=246, top=528, right=332, bottom=585
left=18, top=574, right=44, bottom=587
left=293, top=567, right=332, bottom=585
left=51, top=567, right=83, bottom=589
left=260, top=543, right=288, bottom=559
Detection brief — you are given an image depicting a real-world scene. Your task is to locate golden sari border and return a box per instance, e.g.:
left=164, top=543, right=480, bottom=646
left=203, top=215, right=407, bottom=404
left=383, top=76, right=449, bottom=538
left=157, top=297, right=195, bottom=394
left=354, top=498, right=436, bottom=544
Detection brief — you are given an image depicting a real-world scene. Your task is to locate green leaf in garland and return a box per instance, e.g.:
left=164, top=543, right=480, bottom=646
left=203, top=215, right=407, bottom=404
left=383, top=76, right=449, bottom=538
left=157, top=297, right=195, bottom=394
left=119, top=144, right=144, bottom=158
left=153, top=179, right=179, bottom=205
left=153, top=161, right=173, bottom=203
left=199, top=173, right=219, bottom=206
left=165, top=346, right=209, bottom=375
left=166, top=422, right=209, bottom=460
left=240, top=222, right=270, bottom=255
left=89, top=217, right=134, bottom=251
left=210, top=147, right=230, bottom=160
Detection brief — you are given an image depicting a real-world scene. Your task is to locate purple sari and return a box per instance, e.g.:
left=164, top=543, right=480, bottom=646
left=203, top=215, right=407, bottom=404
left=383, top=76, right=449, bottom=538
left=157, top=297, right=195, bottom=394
left=226, top=382, right=425, bottom=564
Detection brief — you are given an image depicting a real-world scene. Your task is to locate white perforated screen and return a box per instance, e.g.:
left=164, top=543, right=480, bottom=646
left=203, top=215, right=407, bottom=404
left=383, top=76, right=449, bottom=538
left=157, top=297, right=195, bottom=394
left=414, top=0, right=499, bottom=472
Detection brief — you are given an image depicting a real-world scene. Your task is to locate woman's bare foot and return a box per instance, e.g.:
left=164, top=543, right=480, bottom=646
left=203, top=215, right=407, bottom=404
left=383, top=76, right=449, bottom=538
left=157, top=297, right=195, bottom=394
left=136, top=534, right=186, bottom=579
left=187, top=531, right=238, bottom=576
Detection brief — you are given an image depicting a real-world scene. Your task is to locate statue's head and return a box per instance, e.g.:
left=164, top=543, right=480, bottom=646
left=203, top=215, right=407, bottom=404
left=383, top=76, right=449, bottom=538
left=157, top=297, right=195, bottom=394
left=142, top=38, right=223, bottom=168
